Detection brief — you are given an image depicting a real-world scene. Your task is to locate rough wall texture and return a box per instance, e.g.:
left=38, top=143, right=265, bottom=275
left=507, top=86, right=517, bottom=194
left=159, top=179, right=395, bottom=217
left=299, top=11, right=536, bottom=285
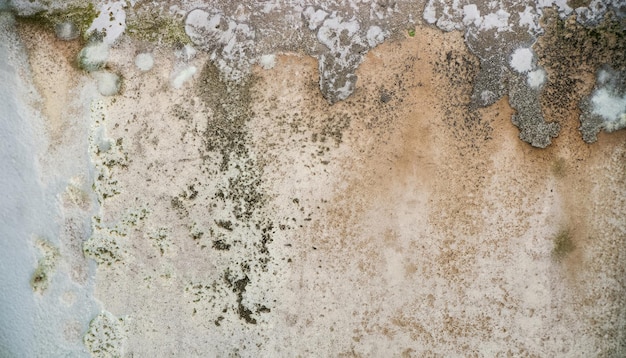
left=1, top=0, right=625, bottom=357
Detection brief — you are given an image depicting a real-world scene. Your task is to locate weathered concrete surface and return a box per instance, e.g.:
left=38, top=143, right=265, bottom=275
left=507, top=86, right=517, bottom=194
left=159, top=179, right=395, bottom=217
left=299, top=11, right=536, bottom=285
left=3, top=0, right=626, bottom=356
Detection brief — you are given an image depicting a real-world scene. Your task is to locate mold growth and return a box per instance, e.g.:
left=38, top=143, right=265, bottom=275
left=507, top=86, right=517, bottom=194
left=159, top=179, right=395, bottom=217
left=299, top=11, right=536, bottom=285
left=30, top=238, right=60, bottom=294
left=146, top=227, right=170, bottom=256
left=134, top=53, right=154, bottom=71
left=552, top=229, right=576, bottom=261
left=86, top=0, right=125, bottom=45
left=509, top=73, right=560, bottom=148
left=77, top=40, right=109, bottom=72
left=223, top=268, right=270, bottom=325
left=83, top=209, right=148, bottom=266
left=88, top=100, right=129, bottom=202
left=184, top=8, right=256, bottom=82
left=83, top=311, right=128, bottom=358
left=173, top=61, right=276, bottom=325
left=424, top=0, right=626, bottom=146
left=93, top=71, right=121, bottom=96
left=83, top=218, right=124, bottom=266
left=579, top=66, right=626, bottom=142
left=534, top=9, right=626, bottom=142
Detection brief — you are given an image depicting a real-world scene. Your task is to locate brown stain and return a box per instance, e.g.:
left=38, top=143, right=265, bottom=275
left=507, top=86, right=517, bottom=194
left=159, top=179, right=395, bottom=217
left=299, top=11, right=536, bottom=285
left=254, top=25, right=626, bottom=349
left=16, top=23, right=83, bottom=144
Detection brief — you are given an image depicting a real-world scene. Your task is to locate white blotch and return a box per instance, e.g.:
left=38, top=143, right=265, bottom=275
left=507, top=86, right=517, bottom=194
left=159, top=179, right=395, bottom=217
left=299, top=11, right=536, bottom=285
left=481, top=90, right=497, bottom=104
left=462, top=5, right=482, bottom=27
left=134, top=53, right=154, bottom=72
left=184, top=9, right=255, bottom=82
left=176, top=44, right=197, bottom=61
left=518, top=6, right=540, bottom=32
left=527, top=68, right=546, bottom=89
left=597, top=69, right=610, bottom=85
left=317, top=16, right=360, bottom=51
left=258, top=54, right=276, bottom=70
left=170, top=66, right=197, bottom=89
left=423, top=2, right=438, bottom=24
left=54, top=22, right=79, bottom=41
left=93, top=72, right=121, bottom=96
left=591, top=88, right=626, bottom=131
left=302, top=7, right=328, bottom=30
left=87, top=1, right=126, bottom=45
left=366, top=26, right=386, bottom=47
left=78, top=42, right=109, bottom=72
left=510, top=48, right=534, bottom=73
left=481, top=9, right=510, bottom=31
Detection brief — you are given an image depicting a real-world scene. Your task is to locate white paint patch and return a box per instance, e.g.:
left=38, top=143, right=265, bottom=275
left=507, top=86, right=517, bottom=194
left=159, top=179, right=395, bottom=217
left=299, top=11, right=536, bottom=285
left=171, top=65, right=197, bottom=89
left=366, top=26, right=386, bottom=48
left=87, top=1, right=126, bottom=45
left=462, top=4, right=482, bottom=27
left=134, top=53, right=154, bottom=72
left=94, top=71, right=121, bottom=96
left=527, top=68, right=546, bottom=89
left=510, top=47, right=534, bottom=73
left=258, top=54, right=276, bottom=70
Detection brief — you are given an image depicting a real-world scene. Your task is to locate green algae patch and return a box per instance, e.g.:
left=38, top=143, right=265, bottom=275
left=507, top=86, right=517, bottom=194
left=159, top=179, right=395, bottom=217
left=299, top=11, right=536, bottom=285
left=30, top=238, right=60, bottom=294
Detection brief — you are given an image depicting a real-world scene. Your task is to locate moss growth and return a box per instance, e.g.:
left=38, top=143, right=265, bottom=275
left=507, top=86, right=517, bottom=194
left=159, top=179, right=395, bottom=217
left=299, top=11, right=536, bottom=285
left=16, top=3, right=99, bottom=41
left=552, top=230, right=575, bottom=261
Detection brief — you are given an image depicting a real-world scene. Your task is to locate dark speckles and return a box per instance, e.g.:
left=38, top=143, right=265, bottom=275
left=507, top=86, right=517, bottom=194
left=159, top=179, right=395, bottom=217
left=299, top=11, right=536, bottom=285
left=215, top=219, right=233, bottom=231
left=212, top=239, right=231, bottom=251
left=433, top=49, right=493, bottom=152
left=380, top=89, right=393, bottom=103
left=187, top=185, right=199, bottom=200
left=171, top=196, right=183, bottom=209
left=223, top=268, right=270, bottom=325
left=181, top=61, right=275, bottom=325
left=196, top=62, right=254, bottom=171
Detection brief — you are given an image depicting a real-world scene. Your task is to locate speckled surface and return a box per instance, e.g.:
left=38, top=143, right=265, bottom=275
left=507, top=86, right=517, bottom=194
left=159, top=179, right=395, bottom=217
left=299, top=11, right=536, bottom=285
left=1, top=1, right=625, bottom=356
